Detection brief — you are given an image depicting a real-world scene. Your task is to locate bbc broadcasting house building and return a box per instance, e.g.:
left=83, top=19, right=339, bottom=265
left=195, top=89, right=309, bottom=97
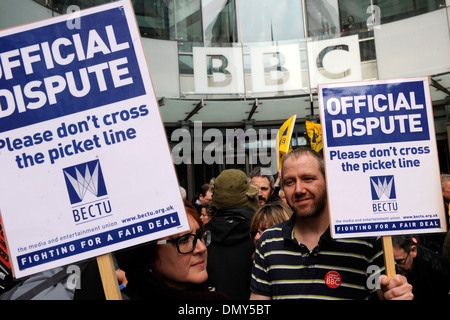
left=2, top=0, right=450, bottom=199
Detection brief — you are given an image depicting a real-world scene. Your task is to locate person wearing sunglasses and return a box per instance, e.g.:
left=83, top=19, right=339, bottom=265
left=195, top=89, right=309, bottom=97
left=392, top=235, right=450, bottom=300
left=115, top=204, right=227, bottom=300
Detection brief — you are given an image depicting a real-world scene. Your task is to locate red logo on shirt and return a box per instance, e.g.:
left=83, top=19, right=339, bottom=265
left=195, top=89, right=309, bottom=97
left=325, top=270, right=342, bottom=288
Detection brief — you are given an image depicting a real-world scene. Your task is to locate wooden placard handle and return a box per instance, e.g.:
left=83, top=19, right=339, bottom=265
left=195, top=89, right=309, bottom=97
left=97, top=253, right=122, bottom=300
left=382, top=236, right=396, bottom=279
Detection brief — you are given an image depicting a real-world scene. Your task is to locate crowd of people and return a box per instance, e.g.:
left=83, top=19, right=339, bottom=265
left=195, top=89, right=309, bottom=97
left=114, top=147, right=450, bottom=300
left=2, top=146, right=450, bottom=301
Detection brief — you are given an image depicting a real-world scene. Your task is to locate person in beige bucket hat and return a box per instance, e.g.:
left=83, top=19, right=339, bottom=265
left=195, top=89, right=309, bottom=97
left=204, top=169, right=259, bottom=299
left=208, top=169, right=259, bottom=212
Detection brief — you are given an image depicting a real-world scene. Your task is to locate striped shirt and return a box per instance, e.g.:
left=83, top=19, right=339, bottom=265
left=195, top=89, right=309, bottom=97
left=250, top=215, right=385, bottom=300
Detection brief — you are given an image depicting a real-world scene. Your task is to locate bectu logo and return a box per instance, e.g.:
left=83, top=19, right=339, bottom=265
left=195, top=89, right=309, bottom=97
left=370, top=175, right=398, bottom=213
left=63, top=159, right=112, bottom=223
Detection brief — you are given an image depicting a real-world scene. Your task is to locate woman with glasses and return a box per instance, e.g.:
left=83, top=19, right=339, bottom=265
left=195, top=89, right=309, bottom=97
left=115, top=204, right=227, bottom=300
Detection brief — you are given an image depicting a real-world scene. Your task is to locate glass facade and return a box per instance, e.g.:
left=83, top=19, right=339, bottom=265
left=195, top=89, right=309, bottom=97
left=15, top=0, right=450, bottom=196
left=129, top=0, right=446, bottom=101
left=39, top=0, right=447, bottom=99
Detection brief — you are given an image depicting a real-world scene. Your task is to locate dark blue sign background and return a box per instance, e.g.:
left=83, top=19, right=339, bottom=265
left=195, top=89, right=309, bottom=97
left=17, top=212, right=181, bottom=270
left=322, top=81, right=430, bottom=147
left=335, top=219, right=440, bottom=235
left=0, top=6, right=146, bottom=133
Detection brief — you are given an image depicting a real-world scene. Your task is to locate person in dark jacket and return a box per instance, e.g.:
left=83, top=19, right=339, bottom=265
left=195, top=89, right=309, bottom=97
left=443, top=230, right=450, bottom=265
left=205, top=169, right=259, bottom=300
left=392, top=235, right=450, bottom=300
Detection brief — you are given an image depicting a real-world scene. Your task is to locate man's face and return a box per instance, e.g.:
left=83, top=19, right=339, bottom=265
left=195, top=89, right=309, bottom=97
left=281, top=154, right=327, bottom=218
left=199, top=190, right=212, bottom=204
left=251, top=176, right=272, bottom=206
left=392, top=245, right=416, bottom=276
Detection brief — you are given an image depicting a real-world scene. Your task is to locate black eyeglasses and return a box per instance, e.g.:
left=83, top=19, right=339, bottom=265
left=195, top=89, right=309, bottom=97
left=156, top=230, right=211, bottom=254
left=394, top=248, right=411, bottom=265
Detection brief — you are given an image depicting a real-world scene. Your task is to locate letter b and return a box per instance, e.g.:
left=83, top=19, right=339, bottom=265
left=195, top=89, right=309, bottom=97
left=264, top=52, right=289, bottom=85
left=72, top=209, right=81, bottom=222
left=208, top=55, right=232, bottom=87
left=193, top=47, right=244, bottom=94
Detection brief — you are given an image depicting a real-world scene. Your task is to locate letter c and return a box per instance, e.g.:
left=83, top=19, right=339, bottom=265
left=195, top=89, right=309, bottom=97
left=317, top=45, right=351, bottom=79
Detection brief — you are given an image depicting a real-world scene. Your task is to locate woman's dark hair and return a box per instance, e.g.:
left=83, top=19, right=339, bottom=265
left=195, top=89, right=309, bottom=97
left=114, top=205, right=202, bottom=272
left=199, top=184, right=212, bottom=197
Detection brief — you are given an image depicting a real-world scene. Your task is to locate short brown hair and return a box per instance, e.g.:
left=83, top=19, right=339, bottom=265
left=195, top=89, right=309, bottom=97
left=281, top=147, right=325, bottom=180
left=250, top=202, right=292, bottom=235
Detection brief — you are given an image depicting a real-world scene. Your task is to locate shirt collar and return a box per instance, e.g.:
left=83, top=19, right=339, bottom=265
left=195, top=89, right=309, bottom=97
left=281, top=213, right=333, bottom=247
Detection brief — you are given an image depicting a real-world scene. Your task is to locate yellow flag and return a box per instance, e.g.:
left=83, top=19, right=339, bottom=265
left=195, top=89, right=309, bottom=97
left=276, top=115, right=296, bottom=170
left=306, top=120, right=323, bottom=152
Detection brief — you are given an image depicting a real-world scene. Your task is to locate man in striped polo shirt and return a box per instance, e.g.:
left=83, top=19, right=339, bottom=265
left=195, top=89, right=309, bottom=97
left=250, top=147, right=413, bottom=300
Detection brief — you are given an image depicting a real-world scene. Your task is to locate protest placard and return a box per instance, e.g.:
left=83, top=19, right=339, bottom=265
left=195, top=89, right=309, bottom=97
left=276, top=115, right=296, bottom=170
left=305, top=120, right=323, bottom=152
left=0, top=0, right=189, bottom=283
left=0, top=215, right=11, bottom=291
left=319, top=77, right=447, bottom=276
